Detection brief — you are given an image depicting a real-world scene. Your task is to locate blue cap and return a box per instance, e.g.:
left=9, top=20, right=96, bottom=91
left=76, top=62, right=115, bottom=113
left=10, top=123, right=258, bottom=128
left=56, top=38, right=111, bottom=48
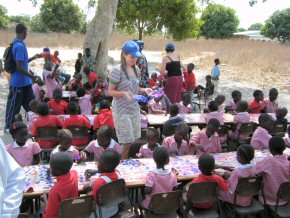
left=165, top=43, right=175, bottom=50
left=43, top=47, right=50, bottom=52
left=122, top=41, right=141, bottom=58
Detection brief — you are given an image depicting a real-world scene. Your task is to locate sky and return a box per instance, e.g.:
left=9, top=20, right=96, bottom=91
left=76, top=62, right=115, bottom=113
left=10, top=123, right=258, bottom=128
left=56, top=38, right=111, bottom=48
left=1, top=0, right=290, bottom=29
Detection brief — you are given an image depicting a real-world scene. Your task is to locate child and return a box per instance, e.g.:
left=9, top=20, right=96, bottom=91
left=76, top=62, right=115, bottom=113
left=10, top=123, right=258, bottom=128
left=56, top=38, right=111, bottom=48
left=44, top=62, right=62, bottom=98
left=27, top=100, right=40, bottom=135
left=218, top=144, right=255, bottom=207
left=50, top=129, right=80, bottom=161
left=211, top=58, right=220, bottom=91
left=205, top=75, right=214, bottom=97
left=204, top=101, right=224, bottom=125
left=63, top=102, right=92, bottom=147
left=248, top=90, right=266, bottom=114
left=84, top=66, right=98, bottom=88
left=162, top=104, right=184, bottom=137
left=251, top=136, right=290, bottom=206
left=81, top=126, right=121, bottom=161
left=183, top=63, right=196, bottom=111
left=264, top=88, right=279, bottom=113
left=152, top=86, right=171, bottom=113
left=274, top=107, right=288, bottom=125
left=162, top=123, right=189, bottom=157
left=190, top=118, right=221, bottom=156
left=93, top=99, right=114, bottom=131
left=190, top=154, right=228, bottom=209
left=178, top=92, right=192, bottom=114
left=32, top=79, right=45, bottom=101
left=142, top=147, right=178, bottom=209
left=31, top=102, right=63, bottom=149
left=68, top=73, right=83, bottom=91
left=75, top=52, right=82, bottom=74
left=225, top=90, right=242, bottom=113
left=251, top=113, right=273, bottom=150
left=6, top=121, right=41, bottom=167
left=138, top=128, right=161, bottom=158
left=42, top=152, right=78, bottom=218
left=228, top=101, right=251, bottom=141
left=149, top=72, right=158, bottom=88
left=148, top=91, right=166, bottom=115
left=48, top=88, right=68, bottom=115
left=215, top=94, right=225, bottom=113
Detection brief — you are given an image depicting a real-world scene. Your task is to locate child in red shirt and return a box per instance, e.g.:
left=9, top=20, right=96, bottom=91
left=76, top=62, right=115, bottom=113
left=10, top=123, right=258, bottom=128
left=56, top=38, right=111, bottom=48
left=48, top=88, right=68, bottom=115
left=149, top=72, right=158, bottom=88
left=63, top=102, right=92, bottom=147
left=248, top=90, right=266, bottom=114
left=31, top=102, right=63, bottom=149
left=43, top=152, right=78, bottom=218
left=84, top=66, right=98, bottom=88
left=189, top=154, right=228, bottom=209
left=183, top=63, right=196, bottom=111
left=84, top=150, right=122, bottom=218
left=67, top=73, right=83, bottom=91
left=93, top=99, right=114, bottom=131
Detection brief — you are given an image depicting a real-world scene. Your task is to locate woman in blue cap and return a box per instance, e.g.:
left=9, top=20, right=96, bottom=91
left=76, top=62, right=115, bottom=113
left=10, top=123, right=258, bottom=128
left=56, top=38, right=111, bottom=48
left=160, top=43, right=186, bottom=104
left=108, top=40, right=152, bottom=159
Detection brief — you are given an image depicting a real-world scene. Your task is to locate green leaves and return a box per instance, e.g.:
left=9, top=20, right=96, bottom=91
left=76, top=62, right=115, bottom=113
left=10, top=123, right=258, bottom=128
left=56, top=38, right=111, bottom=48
left=0, top=5, right=10, bottom=29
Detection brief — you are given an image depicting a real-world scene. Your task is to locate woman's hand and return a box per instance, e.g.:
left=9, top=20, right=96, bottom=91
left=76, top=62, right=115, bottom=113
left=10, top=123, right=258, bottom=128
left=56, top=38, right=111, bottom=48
left=123, top=91, right=133, bottom=101
left=145, top=88, right=153, bottom=95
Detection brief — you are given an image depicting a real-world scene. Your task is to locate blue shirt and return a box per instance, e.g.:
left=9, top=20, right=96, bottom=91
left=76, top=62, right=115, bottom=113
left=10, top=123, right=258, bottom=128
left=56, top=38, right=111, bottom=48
left=211, top=65, right=220, bottom=79
left=10, top=38, right=32, bottom=87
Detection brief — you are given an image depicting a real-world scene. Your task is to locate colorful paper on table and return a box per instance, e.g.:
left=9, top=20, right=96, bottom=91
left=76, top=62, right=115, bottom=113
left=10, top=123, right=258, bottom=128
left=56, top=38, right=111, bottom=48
left=149, top=90, right=164, bottom=99
left=133, top=95, right=148, bottom=103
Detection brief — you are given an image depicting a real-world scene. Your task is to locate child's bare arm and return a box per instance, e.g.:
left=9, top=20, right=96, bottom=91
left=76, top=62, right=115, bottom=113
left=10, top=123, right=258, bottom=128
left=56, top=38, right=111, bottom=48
left=32, top=153, right=41, bottom=165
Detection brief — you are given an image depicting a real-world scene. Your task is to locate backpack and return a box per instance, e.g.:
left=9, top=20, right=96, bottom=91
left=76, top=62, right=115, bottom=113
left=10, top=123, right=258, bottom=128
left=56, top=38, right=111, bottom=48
left=3, top=43, right=16, bottom=73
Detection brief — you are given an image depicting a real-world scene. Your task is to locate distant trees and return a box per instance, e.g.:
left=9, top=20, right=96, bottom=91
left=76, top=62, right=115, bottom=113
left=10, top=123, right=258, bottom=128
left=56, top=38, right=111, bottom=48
left=261, top=8, right=290, bottom=43
left=248, top=23, right=263, bottom=30
left=30, top=14, right=48, bottom=33
left=0, top=5, right=10, bottom=29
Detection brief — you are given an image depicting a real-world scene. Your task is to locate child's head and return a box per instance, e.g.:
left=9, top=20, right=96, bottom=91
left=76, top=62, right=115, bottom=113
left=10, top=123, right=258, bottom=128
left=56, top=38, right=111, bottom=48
left=71, top=82, right=79, bottom=91
left=67, top=102, right=79, bottom=115
left=75, top=73, right=82, bottom=83
left=36, top=102, right=49, bottom=116
left=205, top=75, right=212, bottom=83
left=253, top=90, right=264, bottom=102
left=146, top=128, right=160, bottom=147
left=153, top=147, right=169, bottom=170
left=57, top=129, right=73, bottom=151
left=215, top=94, right=225, bottom=106
left=9, top=121, right=29, bottom=146
left=174, top=123, right=189, bottom=142
left=169, top=104, right=179, bottom=117
left=187, top=63, right=194, bottom=73
left=237, top=144, right=254, bottom=164
left=151, top=72, right=157, bottom=80
left=236, top=100, right=248, bottom=113
left=276, top=107, right=288, bottom=120
left=207, top=100, right=219, bottom=112
left=29, top=100, right=39, bottom=113
left=54, top=50, right=59, bottom=57
left=50, top=152, right=73, bottom=177
left=206, top=118, right=220, bottom=137
left=78, top=52, right=82, bottom=59
left=214, top=58, right=220, bottom=65
left=97, top=126, right=113, bottom=149
left=198, top=154, right=215, bottom=176
left=76, top=87, right=86, bottom=98
left=39, top=90, right=45, bottom=100
left=269, top=88, right=278, bottom=101
left=84, top=48, right=91, bottom=56
left=269, top=136, right=285, bottom=156
left=36, top=79, right=44, bottom=87
left=98, top=150, right=121, bottom=173
left=83, top=66, right=90, bottom=75
left=100, top=99, right=111, bottom=110
left=232, top=90, right=242, bottom=103
left=53, top=88, right=62, bottom=102
left=182, top=92, right=191, bottom=106
left=258, top=114, right=274, bottom=131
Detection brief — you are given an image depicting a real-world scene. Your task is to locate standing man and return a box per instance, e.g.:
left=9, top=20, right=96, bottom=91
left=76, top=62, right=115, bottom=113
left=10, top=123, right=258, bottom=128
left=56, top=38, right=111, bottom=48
left=5, top=23, right=42, bottom=131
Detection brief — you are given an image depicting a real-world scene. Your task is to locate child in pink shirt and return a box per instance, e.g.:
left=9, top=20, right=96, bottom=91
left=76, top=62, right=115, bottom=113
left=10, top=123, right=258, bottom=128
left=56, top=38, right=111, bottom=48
left=225, top=90, right=242, bottom=113
left=6, top=121, right=41, bottom=167
left=190, top=118, right=221, bottom=156
left=142, top=147, right=178, bottom=209
left=27, top=100, right=40, bottom=135
left=162, top=123, right=189, bottom=156
left=228, top=101, right=251, bottom=141
left=81, top=126, right=121, bottom=161
left=218, top=144, right=255, bottom=207
left=148, top=91, right=166, bottom=115
left=205, top=101, right=225, bottom=125
left=50, top=129, right=80, bottom=162
left=264, top=88, right=278, bottom=113
left=178, top=92, right=192, bottom=114
left=138, top=128, right=161, bottom=158
left=76, top=83, right=99, bottom=115
left=44, top=62, right=62, bottom=98
left=215, top=94, right=225, bottom=113
left=251, top=136, right=290, bottom=206
left=251, top=114, right=273, bottom=150
left=32, top=79, right=45, bottom=101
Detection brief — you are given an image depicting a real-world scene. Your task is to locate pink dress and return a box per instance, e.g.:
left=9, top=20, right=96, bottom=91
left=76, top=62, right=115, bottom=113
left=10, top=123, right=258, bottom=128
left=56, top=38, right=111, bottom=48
left=162, top=135, right=189, bottom=156
left=27, top=111, right=40, bottom=135
left=78, top=94, right=92, bottom=115
left=6, top=140, right=41, bottom=167
left=226, top=100, right=237, bottom=113
left=264, top=98, right=278, bottom=113
left=45, top=69, right=62, bottom=98
left=142, top=168, right=178, bottom=209
left=228, top=112, right=251, bottom=141
left=205, top=111, right=225, bottom=125
left=250, top=127, right=272, bottom=150
left=148, top=99, right=163, bottom=114
left=178, top=101, right=192, bottom=114
left=32, top=83, right=44, bottom=100
left=138, top=144, right=161, bottom=158
left=50, top=145, right=80, bottom=161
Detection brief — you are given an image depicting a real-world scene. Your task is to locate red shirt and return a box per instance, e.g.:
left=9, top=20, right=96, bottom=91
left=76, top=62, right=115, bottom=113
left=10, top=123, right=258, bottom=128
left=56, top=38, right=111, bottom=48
left=43, top=170, right=78, bottom=218
left=31, top=115, right=63, bottom=149
left=68, top=80, right=83, bottom=90
left=88, top=71, right=98, bottom=87
left=48, top=100, right=68, bottom=115
left=149, top=79, right=156, bottom=88
left=191, top=174, right=228, bottom=209
left=183, top=71, right=196, bottom=91
left=248, top=99, right=265, bottom=114
left=51, top=55, right=61, bottom=64
left=93, top=109, right=114, bottom=130
left=63, top=115, right=92, bottom=146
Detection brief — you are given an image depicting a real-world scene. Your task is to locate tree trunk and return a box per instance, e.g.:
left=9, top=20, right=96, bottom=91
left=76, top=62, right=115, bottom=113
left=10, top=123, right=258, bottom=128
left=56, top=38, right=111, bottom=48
left=138, top=27, right=143, bottom=40
left=83, top=0, right=118, bottom=79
